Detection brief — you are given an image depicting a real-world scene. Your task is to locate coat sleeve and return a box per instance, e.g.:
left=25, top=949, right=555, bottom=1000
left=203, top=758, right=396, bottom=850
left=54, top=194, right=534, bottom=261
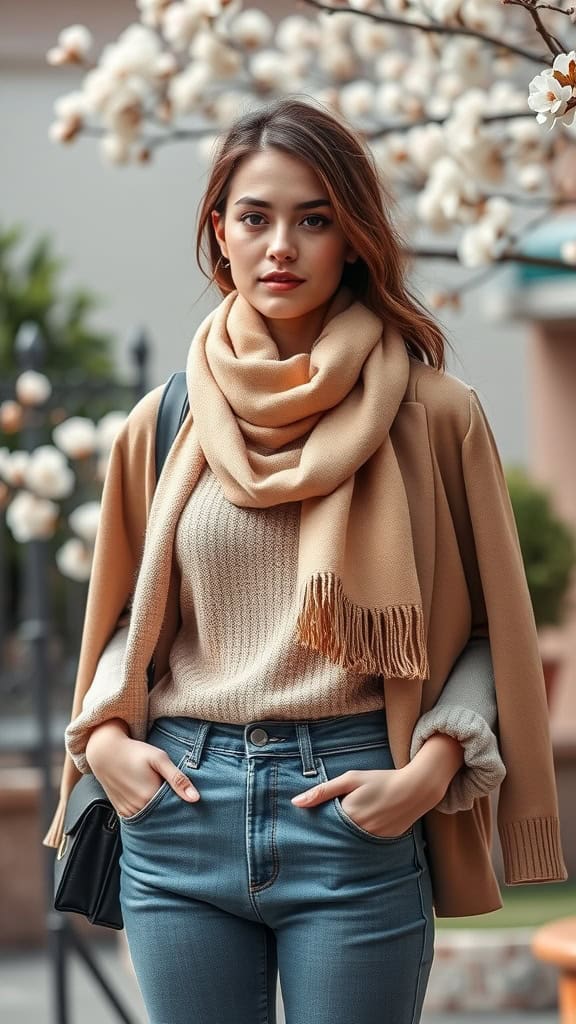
left=461, top=388, right=566, bottom=883
left=41, top=386, right=163, bottom=848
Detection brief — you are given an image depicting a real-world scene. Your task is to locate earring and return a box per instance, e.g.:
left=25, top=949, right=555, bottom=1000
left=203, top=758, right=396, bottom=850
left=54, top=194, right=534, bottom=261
left=218, top=255, right=230, bottom=270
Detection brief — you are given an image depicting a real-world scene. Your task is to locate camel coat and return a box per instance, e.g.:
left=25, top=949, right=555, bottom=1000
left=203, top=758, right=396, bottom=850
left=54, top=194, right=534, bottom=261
left=43, top=356, right=567, bottom=917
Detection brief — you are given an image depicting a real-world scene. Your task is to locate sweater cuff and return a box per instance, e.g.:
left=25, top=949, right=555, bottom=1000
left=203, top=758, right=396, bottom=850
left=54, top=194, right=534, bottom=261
left=64, top=626, right=131, bottom=774
left=500, top=817, right=568, bottom=884
left=410, top=705, right=507, bottom=813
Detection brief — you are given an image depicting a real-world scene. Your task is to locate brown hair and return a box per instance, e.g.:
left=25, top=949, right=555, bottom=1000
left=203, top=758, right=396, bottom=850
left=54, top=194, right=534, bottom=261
left=196, top=97, right=447, bottom=369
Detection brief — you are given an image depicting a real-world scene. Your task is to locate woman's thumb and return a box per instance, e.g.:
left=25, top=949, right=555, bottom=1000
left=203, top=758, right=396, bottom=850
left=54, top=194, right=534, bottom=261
left=155, top=751, right=200, bottom=802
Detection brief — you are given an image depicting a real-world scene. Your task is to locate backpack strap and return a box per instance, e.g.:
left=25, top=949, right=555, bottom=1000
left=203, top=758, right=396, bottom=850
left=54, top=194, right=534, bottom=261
left=154, top=370, right=190, bottom=481
left=147, top=371, right=189, bottom=690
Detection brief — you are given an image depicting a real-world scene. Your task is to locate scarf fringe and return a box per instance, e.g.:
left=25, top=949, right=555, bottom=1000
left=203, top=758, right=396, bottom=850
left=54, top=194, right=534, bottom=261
left=42, top=795, right=67, bottom=849
left=295, top=573, right=429, bottom=679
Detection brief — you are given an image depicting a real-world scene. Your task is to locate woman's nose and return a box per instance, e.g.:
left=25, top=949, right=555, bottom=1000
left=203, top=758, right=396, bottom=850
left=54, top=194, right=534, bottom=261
left=267, top=230, right=297, bottom=263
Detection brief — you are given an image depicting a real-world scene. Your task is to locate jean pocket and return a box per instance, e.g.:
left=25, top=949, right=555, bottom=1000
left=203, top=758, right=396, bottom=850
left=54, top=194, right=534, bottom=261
left=316, top=744, right=415, bottom=845
left=119, top=749, right=190, bottom=827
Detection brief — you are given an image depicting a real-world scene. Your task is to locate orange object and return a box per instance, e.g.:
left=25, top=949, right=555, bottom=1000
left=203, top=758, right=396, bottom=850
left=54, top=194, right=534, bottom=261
left=532, top=916, right=576, bottom=1023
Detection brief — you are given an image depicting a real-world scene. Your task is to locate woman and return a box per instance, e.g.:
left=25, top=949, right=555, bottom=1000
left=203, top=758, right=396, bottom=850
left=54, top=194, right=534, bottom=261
left=43, top=98, right=566, bottom=1024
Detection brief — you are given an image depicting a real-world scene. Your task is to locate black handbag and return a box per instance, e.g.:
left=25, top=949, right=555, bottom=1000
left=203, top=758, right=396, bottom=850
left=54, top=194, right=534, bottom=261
left=53, top=371, right=190, bottom=929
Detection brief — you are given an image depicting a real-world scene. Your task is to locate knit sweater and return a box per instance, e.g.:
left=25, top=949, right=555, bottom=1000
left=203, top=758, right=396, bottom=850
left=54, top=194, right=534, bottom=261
left=65, top=461, right=505, bottom=813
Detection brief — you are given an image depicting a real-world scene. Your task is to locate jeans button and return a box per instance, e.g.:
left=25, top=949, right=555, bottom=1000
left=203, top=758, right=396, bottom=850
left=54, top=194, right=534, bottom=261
left=249, top=728, right=269, bottom=746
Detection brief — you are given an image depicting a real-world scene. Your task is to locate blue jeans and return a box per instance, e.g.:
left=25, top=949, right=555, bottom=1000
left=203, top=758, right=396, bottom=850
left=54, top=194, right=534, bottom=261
left=119, top=709, right=435, bottom=1024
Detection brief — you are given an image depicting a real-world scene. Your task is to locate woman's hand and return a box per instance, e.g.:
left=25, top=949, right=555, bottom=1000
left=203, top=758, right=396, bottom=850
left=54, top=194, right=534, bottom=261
left=291, top=733, right=465, bottom=838
left=85, top=718, right=200, bottom=818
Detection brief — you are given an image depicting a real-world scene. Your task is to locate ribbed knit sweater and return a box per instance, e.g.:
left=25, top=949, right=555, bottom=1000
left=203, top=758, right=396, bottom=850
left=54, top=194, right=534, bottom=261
left=66, top=461, right=506, bottom=812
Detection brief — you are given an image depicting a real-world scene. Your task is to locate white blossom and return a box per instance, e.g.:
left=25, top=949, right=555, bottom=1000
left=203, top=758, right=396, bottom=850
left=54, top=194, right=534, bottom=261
left=350, top=21, right=393, bottom=61
left=47, top=24, right=93, bottom=65
left=169, top=64, right=211, bottom=114
left=561, top=240, right=576, bottom=265
left=25, top=446, right=75, bottom=499
left=349, top=0, right=379, bottom=10
left=6, top=491, right=59, bottom=543
left=56, top=538, right=93, bottom=581
left=482, top=196, right=512, bottom=232
left=83, top=68, right=118, bottom=115
left=441, top=37, right=490, bottom=86
left=230, top=9, right=274, bottom=49
left=15, top=371, right=53, bottom=407
left=101, top=79, right=148, bottom=139
left=249, top=50, right=289, bottom=89
left=136, top=0, right=170, bottom=29
left=68, top=501, right=101, bottom=544
left=100, top=133, right=133, bottom=164
left=190, top=31, right=242, bottom=76
left=423, top=0, right=461, bottom=21
left=318, top=43, right=357, bottom=82
left=161, top=3, right=205, bottom=51
left=528, top=69, right=573, bottom=126
left=3, top=451, right=30, bottom=488
left=100, top=24, right=162, bottom=80
left=374, top=52, right=409, bottom=82
left=461, top=0, right=503, bottom=33
left=416, top=189, right=453, bottom=232
left=209, top=90, right=249, bottom=127
left=95, top=411, right=128, bottom=452
left=375, top=82, right=406, bottom=119
left=275, top=16, right=318, bottom=52
left=517, top=163, right=547, bottom=191
left=317, top=10, right=358, bottom=42
left=53, top=91, right=88, bottom=127
left=52, top=417, right=97, bottom=459
left=406, top=124, right=445, bottom=174
left=153, top=52, right=179, bottom=79
left=457, top=220, right=500, bottom=267
left=339, top=80, right=375, bottom=120
left=0, top=400, right=23, bottom=433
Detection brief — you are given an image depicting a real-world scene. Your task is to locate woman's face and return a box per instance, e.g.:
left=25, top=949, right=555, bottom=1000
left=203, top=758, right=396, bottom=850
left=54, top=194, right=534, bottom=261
left=211, top=148, right=357, bottom=328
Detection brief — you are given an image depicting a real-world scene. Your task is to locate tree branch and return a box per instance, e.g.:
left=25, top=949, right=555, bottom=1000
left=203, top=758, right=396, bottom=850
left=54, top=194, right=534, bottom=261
left=301, top=0, right=551, bottom=65
left=412, top=247, right=575, bottom=270
left=502, top=0, right=570, bottom=56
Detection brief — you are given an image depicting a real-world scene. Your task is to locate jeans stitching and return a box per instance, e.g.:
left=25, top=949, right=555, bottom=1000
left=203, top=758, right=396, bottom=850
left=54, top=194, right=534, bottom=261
left=409, top=829, right=434, bottom=1024
left=149, top=724, right=389, bottom=760
left=119, top=750, right=189, bottom=826
left=250, top=761, right=280, bottom=893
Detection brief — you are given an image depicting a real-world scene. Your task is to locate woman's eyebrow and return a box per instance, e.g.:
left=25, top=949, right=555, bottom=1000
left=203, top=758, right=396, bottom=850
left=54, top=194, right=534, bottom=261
left=233, top=196, right=331, bottom=210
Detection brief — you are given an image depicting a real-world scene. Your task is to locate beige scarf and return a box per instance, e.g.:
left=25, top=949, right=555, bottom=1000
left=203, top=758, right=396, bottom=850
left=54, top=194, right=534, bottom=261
left=186, top=288, right=429, bottom=680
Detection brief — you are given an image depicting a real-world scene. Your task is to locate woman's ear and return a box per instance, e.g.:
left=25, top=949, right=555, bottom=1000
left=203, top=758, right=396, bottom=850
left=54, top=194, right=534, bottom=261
left=345, top=246, right=358, bottom=265
left=211, top=209, right=229, bottom=260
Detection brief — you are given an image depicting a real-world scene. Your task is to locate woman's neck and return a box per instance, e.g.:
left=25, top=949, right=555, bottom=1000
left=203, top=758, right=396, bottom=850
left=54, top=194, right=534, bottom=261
left=263, top=302, right=332, bottom=361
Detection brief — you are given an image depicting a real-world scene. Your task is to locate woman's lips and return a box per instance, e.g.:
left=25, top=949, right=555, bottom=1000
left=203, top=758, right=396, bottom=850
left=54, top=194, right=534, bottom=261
left=259, top=278, right=304, bottom=291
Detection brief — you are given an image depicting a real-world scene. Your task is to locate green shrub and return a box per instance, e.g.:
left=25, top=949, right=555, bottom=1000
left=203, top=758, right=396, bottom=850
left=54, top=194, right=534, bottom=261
left=506, top=466, right=576, bottom=628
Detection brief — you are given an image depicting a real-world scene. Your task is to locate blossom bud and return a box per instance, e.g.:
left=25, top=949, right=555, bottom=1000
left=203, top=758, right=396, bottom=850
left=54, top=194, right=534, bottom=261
left=0, top=401, right=24, bottom=434
left=15, top=370, right=52, bottom=407
left=52, top=417, right=97, bottom=459
left=56, top=538, right=93, bottom=581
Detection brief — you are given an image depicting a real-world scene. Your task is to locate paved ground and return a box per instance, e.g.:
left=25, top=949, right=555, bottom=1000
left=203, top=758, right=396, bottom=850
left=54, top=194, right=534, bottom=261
left=0, top=944, right=558, bottom=1024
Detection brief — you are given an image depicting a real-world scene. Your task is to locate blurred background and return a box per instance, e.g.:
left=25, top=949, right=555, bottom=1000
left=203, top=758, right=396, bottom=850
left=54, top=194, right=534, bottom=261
left=1, top=1, right=576, bottom=1022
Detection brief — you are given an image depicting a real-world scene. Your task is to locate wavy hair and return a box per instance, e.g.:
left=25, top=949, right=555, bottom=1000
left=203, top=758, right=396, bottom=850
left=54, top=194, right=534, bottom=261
left=196, top=97, right=447, bottom=369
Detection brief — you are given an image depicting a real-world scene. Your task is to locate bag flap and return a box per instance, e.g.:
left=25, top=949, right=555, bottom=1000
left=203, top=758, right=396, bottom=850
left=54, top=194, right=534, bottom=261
left=63, top=772, right=114, bottom=834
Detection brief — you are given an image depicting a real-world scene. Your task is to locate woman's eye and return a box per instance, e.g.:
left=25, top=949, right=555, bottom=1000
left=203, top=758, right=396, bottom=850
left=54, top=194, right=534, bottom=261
left=240, top=213, right=266, bottom=226
left=302, top=215, right=330, bottom=228
left=239, top=213, right=331, bottom=228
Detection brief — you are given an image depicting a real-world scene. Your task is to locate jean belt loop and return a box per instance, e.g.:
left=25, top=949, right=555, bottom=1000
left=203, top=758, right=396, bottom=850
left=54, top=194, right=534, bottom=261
left=187, top=721, right=211, bottom=769
left=296, top=723, right=318, bottom=777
